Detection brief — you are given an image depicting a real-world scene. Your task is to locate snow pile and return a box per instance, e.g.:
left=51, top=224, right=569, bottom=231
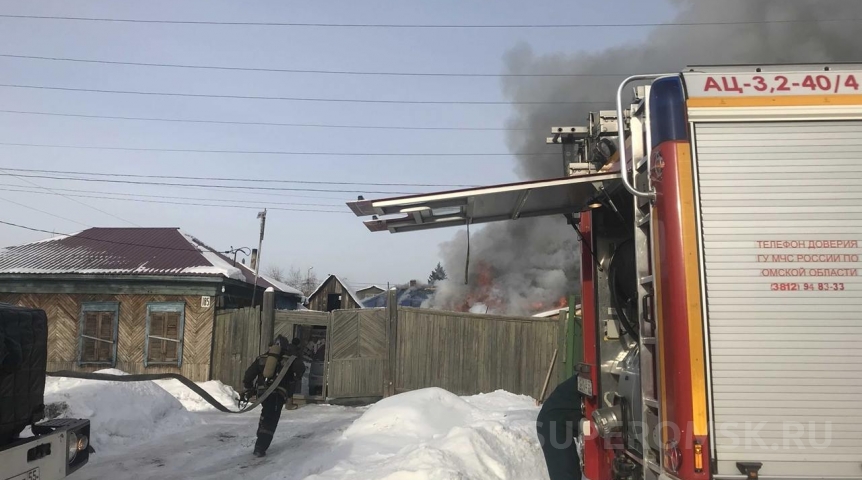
left=307, top=388, right=547, bottom=480
left=44, top=369, right=198, bottom=452
left=153, top=379, right=240, bottom=412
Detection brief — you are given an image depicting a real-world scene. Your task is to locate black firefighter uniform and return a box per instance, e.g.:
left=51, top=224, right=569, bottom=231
left=243, top=340, right=305, bottom=455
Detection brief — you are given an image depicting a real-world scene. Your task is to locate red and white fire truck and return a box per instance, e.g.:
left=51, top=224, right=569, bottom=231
left=348, top=64, right=862, bottom=480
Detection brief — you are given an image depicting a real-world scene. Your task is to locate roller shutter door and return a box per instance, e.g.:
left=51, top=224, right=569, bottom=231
left=694, top=121, right=862, bottom=479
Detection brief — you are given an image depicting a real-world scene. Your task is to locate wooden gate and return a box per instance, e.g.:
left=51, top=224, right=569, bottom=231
left=273, top=309, right=330, bottom=400
left=327, top=308, right=387, bottom=399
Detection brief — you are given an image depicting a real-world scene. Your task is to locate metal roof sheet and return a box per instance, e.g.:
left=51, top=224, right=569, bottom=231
left=0, top=227, right=301, bottom=296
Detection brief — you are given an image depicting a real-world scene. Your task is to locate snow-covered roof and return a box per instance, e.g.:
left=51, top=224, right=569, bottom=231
left=258, top=274, right=304, bottom=297
left=0, top=227, right=301, bottom=296
left=355, top=285, right=385, bottom=293
left=308, top=274, right=364, bottom=308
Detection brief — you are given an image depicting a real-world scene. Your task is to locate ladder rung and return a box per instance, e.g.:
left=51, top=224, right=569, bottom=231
left=643, top=336, right=656, bottom=345
left=644, top=397, right=659, bottom=409
left=639, top=275, right=653, bottom=286
left=638, top=213, right=651, bottom=227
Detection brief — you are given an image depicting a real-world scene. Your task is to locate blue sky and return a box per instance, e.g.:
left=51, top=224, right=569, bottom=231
left=0, top=0, right=677, bottom=288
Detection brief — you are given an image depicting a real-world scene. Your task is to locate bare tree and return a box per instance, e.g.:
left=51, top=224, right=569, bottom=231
left=274, top=265, right=320, bottom=297
left=265, top=265, right=286, bottom=282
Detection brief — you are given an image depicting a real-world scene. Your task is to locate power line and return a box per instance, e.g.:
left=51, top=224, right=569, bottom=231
left=0, top=109, right=527, bottom=131
left=0, top=173, right=425, bottom=195
left=0, top=14, right=856, bottom=28
left=0, top=52, right=635, bottom=78
left=0, top=167, right=140, bottom=227
left=0, top=186, right=352, bottom=213
left=0, top=83, right=604, bottom=106
left=0, top=185, right=345, bottom=207
left=0, top=194, right=91, bottom=228
left=0, top=167, right=479, bottom=188
left=0, top=142, right=558, bottom=158
left=0, top=219, right=239, bottom=253
left=0, top=177, right=359, bottom=202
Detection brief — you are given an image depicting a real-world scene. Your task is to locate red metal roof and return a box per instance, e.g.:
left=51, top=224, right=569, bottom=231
left=0, top=227, right=300, bottom=295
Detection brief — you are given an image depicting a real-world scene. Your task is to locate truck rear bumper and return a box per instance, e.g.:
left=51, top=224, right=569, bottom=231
left=2, top=419, right=91, bottom=480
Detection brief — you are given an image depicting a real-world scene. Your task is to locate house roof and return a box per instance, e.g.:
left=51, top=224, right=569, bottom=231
left=355, top=285, right=385, bottom=293
left=0, top=227, right=302, bottom=296
left=361, top=284, right=436, bottom=308
left=308, top=274, right=364, bottom=308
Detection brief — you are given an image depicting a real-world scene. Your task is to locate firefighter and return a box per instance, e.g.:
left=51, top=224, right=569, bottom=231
left=536, top=374, right=584, bottom=480
left=242, top=335, right=304, bottom=457
left=283, top=337, right=305, bottom=411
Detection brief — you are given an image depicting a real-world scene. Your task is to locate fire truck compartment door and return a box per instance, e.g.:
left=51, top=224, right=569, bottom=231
left=694, top=121, right=862, bottom=479
left=348, top=172, right=620, bottom=233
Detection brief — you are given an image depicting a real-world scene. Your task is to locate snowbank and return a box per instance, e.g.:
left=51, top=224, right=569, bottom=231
left=306, top=388, right=547, bottom=480
left=153, top=378, right=240, bottom=412
left=44, top=369, right=198, bottom=452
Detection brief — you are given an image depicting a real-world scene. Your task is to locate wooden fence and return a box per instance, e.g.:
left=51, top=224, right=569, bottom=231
left=394, top=307, right=564, bottom=399
left=257, top=295, right=565, bottom=401
left=210, top=306, right=260, bottom=392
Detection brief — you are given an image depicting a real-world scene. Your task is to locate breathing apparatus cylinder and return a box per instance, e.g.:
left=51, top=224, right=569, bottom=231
left=262, top=342, right=282, bottom=379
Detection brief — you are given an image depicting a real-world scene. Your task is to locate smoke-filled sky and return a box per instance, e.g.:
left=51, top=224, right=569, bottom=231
left=432, top=0, right=862, bottom=315
left=1, top=1, right=860, bottom=299
left=0, top=0, right=675, bottom=289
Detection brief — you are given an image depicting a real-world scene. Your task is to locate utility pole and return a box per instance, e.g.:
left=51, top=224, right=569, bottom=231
left=250, top=209, right=267, bottom=308
left=306, top=266, right=314, bottom=296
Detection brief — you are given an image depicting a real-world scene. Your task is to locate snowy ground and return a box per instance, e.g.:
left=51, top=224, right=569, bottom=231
left=45, top=370, right=550, bottom=480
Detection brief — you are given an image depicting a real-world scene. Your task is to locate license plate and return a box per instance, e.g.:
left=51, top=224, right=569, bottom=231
left=5, top=468, right=39, bottom=480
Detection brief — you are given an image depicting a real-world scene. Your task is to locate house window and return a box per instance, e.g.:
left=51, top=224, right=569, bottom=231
left=145, top=302, right=185, bottom=367
left=79, top=302, right=119, bottom=366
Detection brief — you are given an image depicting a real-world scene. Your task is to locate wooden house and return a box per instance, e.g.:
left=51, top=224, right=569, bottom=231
left=306, top=274, right=363, bottom=311
left=0, top=227, right=303, bottom=381
left=361, top=281, right=435, bottom=308
left=355, top=285, right=385, bottom=300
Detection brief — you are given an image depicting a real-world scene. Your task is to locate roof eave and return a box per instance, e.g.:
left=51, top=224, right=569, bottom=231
left=222, top=277, right=303, bottom=298
left=0, top=273, right=225, bottom=283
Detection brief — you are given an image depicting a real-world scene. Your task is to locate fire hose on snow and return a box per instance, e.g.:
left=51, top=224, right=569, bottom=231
left=46, top=355, right=297, bottom=414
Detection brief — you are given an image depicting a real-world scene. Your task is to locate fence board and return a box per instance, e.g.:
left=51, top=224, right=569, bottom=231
left=395, top=307, right=561, bottom=399
left=210, top=307, right=260, bottom=391
left=328, top=358, right=386, bottom=397
left=358, top=309, right=387, bottom=357
left=330, top=310, right=360, bottom=360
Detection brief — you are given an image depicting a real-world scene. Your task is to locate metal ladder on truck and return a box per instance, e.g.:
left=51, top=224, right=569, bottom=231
left=621, top=84, right=663, bottom=480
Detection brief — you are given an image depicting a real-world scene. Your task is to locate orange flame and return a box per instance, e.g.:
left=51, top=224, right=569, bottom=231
left=447, top=261, right=570, bottom=315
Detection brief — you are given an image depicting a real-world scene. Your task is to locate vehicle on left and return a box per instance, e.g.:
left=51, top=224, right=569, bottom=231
left=1, top=303, right=93, bottom=480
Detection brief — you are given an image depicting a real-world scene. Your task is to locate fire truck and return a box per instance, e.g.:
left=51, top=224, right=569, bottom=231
left=348, top=64, right=862, bottom=480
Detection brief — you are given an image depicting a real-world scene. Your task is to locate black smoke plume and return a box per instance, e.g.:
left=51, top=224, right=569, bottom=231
left=429, top=0, right=862, bottom=315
